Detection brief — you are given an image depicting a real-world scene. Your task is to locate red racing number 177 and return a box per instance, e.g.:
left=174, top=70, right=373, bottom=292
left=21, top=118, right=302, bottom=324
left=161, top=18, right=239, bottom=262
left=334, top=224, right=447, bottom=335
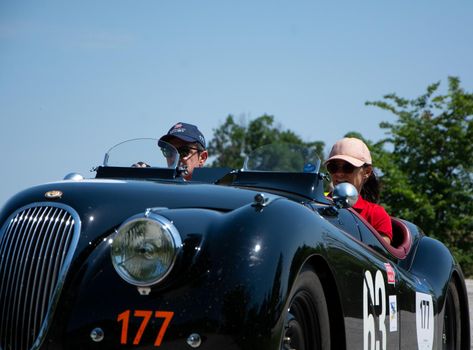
left=117, top=310, right=174, bottom=347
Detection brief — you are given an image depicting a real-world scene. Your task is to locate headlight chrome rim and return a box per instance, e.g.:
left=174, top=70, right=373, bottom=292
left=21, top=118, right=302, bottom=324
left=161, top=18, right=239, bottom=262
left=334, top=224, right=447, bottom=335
left=111, top=213, right=182, bottom=286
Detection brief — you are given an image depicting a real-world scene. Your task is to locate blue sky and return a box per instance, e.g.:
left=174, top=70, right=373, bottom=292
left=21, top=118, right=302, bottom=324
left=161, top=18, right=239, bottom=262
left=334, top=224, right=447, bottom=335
left=1, top=0, right=472, bottom=204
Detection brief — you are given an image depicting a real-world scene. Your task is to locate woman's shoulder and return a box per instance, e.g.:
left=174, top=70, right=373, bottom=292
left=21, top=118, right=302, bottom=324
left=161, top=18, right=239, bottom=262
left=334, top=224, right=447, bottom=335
left=356, top=196, right=388, bottom=214
left=365, top=199, right=389, bottom=216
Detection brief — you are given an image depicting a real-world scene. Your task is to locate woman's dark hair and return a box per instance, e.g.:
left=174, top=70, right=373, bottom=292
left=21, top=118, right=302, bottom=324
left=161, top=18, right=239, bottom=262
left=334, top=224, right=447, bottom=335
left=361, top=168, right=380, bottom=203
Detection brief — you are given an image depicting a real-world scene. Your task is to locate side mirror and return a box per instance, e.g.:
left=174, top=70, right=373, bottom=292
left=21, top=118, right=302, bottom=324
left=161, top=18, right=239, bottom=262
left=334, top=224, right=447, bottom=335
left=333, top=182, right=359, bottom=208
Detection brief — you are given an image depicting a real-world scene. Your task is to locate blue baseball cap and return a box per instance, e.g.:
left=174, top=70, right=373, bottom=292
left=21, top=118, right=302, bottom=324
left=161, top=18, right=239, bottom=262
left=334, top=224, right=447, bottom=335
left=159, top=122, right=206, bottom=149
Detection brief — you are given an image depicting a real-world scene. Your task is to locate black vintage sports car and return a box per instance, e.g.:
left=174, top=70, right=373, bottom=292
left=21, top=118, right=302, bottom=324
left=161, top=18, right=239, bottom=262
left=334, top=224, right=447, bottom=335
left=0, top=139, right=470, bottom=350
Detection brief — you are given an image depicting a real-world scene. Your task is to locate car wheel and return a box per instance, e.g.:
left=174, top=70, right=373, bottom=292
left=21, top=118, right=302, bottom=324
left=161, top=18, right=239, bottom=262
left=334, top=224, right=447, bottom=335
left=442, top=280, right=461, bottom=350
left=281, top=268, right=330, bottom=350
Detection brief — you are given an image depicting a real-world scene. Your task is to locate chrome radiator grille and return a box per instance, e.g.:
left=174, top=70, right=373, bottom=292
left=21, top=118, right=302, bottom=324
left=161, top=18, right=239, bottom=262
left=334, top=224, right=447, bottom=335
left=0, top=203, right=80, bottom=350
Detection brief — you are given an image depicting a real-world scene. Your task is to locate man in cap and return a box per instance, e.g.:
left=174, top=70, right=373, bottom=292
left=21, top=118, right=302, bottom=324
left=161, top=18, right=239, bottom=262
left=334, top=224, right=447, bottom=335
left=159, top=122, right=208, bottom=180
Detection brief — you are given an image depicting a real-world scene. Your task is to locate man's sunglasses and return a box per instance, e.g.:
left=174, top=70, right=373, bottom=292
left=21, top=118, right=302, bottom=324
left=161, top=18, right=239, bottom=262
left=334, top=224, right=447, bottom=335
left=161, top=145, right=201, bottom=159
left=326, top=162, right=359, bottom=174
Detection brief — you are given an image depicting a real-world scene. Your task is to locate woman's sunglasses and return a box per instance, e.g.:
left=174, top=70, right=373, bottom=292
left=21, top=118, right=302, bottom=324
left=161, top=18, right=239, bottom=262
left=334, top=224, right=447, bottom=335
left=326, top=162, right=358, bottom=174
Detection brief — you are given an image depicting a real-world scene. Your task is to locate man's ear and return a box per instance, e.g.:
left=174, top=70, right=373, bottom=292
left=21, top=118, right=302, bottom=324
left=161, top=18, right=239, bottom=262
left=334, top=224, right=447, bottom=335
left=198, top=150, right=208, bottom=166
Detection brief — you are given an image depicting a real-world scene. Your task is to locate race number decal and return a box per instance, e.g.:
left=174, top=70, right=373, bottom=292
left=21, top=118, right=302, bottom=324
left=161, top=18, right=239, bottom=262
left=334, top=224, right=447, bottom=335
left=416, top=292, right=434, bottom=350
left=384, top=263, right=396, bottom=285
left=363, top=270, right=386, bottom=350
left=117, top=310, right=174, bottom=347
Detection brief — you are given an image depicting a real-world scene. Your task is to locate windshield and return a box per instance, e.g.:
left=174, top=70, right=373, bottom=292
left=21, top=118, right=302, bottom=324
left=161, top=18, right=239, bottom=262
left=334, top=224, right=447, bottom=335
left=243, top=143, right=321, bottom=173
left=103, top=138, right=179, bottom=169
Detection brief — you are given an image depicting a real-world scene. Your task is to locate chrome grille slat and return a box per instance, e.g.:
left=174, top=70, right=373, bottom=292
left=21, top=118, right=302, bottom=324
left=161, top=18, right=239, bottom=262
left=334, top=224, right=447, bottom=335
left=12, top=206, right=46, bottom=350
left=0, top=207, right=37, bottom=345
left=0, top=216, right=18, bottom=342
left=18, top=206, right=52, bottom=350
left=0, top=213, right=15, bottom=263
left=0, top=203, right=81, bottom=350
left=4, top=206, right=44, bottom=348
left=30, top=207, right=62, bottom=344
left=58, top=220, right=74, bottom=271
left=25, top=206, right=58, bottom=345
left=36, top=210, right=68, bottom=329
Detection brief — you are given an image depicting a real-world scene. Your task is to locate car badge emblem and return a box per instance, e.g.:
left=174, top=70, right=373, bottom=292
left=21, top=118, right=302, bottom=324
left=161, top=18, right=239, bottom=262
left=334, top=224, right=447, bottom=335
left=45, top=190, right=63, bottom=199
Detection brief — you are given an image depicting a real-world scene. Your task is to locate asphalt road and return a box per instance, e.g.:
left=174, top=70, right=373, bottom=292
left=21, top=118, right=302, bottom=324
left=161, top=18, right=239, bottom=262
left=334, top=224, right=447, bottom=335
left=467, top=279, right=473, bottom=349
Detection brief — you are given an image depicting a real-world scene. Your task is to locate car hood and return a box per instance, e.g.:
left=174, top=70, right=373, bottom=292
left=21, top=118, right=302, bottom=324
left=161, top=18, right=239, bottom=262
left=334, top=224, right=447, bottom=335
left=1, top=178, right=262, bottom=217
left=0, top=178, right=268, bottom=251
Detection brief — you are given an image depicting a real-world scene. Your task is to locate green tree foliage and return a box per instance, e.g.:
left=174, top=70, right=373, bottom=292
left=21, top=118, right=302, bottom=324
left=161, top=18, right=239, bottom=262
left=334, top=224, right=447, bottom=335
left=244, top=143, right=321, bottom=173
left=366, top=77, right=473, bottom=275
left=208, top=114, right=324, bottom=169
left=207, top=79, right=473, bottom=276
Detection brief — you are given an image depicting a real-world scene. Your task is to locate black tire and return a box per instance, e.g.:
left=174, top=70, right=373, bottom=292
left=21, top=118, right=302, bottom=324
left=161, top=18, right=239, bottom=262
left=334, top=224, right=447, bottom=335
left=281, top=267, right=330, bottom=350
left=442, top=280, right=461, bottom=350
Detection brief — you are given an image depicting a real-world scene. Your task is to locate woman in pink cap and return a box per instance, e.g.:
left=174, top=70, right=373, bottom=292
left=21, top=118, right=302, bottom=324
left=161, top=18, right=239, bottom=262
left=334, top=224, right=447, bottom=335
left=325, top=137, right=393, bottom=244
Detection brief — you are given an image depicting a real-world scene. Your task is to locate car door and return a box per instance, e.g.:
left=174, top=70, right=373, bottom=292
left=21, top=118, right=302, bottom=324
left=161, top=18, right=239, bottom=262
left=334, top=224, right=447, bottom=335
left=355, top=215, right=440, bottom=350
left=318, top=206, right=401, bottom=349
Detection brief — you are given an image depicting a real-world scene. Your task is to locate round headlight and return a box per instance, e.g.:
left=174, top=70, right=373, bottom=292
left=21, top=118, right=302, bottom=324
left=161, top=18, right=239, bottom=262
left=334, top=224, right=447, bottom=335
left=111, top=213, right=182, bottom=286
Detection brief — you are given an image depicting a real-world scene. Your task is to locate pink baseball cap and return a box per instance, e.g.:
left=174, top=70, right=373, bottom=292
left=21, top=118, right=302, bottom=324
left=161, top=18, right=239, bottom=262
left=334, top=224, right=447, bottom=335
left=325, top=137, right=372, bottom=167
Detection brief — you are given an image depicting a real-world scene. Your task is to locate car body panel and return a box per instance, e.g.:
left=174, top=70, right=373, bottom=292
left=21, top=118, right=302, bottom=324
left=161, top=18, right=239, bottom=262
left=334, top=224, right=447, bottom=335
left=0, top=142, right=469, bottom=350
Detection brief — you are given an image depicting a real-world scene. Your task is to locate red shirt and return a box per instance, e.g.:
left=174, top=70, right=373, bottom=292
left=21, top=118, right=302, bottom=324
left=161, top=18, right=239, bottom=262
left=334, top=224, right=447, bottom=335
left=353, top=195, right=393, bottom=240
